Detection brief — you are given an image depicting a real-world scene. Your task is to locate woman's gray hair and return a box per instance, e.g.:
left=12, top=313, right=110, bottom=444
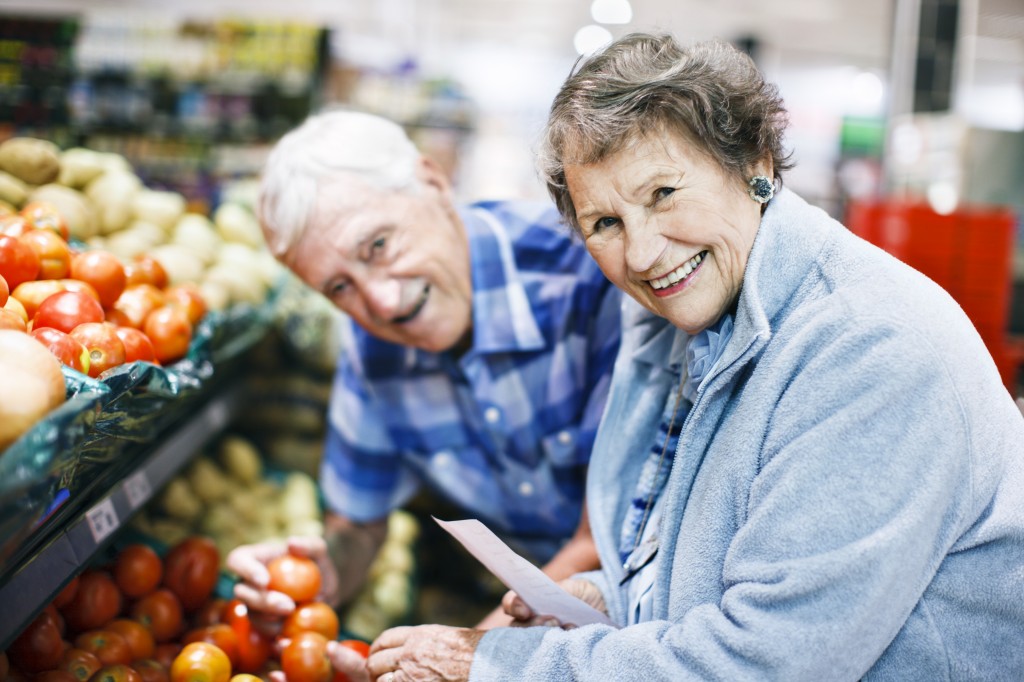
left=258, top=109, right=421, bottom=257
left=538, top=33, right=794, bottom=232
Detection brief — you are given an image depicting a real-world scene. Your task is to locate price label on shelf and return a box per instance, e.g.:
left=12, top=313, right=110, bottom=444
left=123, top=471, right=152, bottom=509
left=86, top=498, right=119, bottom=544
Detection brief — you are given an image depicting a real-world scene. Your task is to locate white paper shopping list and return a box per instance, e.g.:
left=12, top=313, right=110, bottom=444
left=434, top=517, right=616, bottom=628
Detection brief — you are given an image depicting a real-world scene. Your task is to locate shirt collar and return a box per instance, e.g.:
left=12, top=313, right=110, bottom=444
left=460, top=205, right=546, bottom=354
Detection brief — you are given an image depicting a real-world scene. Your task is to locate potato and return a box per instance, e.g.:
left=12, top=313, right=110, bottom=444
left=187, top=457, right=232, bottom=504
left=159, top=477, right=203, bottom=522
left=58, top=148, right=107, bottom=188
left=172, top=213, right=221, bottom=265
left=148, top=243, right=205, bottom=285
left=0, top=170, right=28, bottom=207
left=85, top=170, right=142, bottom=234
left=28, top=184, right=99, bottom=240
left=0, top=137, right=60, bottom=185
left=204, top=264, right=268, bottom=305
left=219, top=434, right=263, bottom=484
left=198, top=279, right=230, bottom=312
left=214, top=202, right=264, bottom=248
left=133, top=189, right=186, bottom=231
left=104, top=230, right=153, bottom=262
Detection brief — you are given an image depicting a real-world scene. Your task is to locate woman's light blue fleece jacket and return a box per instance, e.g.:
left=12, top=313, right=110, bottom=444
left=471, top=189, right=1024, bottom=680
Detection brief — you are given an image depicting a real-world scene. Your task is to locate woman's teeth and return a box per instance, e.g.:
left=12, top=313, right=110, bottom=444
left=650, top=251, right=706, bottom=290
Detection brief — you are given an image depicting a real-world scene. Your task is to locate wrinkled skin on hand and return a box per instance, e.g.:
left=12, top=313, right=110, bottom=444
left=501, top=577, right=607, bottom=628
left=225, top=535, right=340, bottom=633
left=358, top=625, right=484, bottom=682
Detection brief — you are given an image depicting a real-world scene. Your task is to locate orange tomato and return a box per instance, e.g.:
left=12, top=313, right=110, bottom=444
left=19, top=229, right=71, bottom=280
left=73, top=630, right=133, bottom=666
left=113, top=544, right=163, bottom=599
left=337, top=640, right=370, bottom=659
left=162, top=285, right=206, bottom=326
left=143, top=306, right=192, bottom=365
left=132, top=660, right=169, bottom=682
left=219, top=600, right=270, bottom=675
left=59, top=648, right=102, bottom=682
left=281, top=603, right=339, bottom=640
left=267, top=555, right=321, bottom=604
left=70, top=251, right=126, bottom=308
left=21, top=201, right=70, bottom=241
left=113, top=326, right=157, bottom=364
left=181, top=625, right=238, bottom=671
left=169, top=643, right=231, bottom=682
left=123, top=257, right=167, bottom=290
left=280, top=632, right=332, bottom=682
left=87, top=664, right=142, bottom=682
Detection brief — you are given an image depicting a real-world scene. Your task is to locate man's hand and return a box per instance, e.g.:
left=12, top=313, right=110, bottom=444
left=364, top=625, right=483, bottom=682
left=226, top=535, right=339, bottom=629
left=501, top=577, right=607, bottom=628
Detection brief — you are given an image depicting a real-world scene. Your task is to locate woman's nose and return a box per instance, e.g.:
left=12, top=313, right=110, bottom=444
left=623, top=218, right=664, bottom=274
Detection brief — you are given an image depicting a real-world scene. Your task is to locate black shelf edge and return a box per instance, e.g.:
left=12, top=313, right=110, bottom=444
left=0, top=380, right=245, bottom=649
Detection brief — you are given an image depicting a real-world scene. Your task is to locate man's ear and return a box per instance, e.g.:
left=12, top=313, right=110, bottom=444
left=415, top=156, right=453, bottom=198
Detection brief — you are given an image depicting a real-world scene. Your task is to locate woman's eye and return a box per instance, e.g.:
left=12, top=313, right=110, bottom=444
left=326, top=280, right=349, bottom=298
left=593, top=216, right=619, bottom=232
left=371, top=236, right=386, bottom=252
left=655, top=187, right=675, bottom=201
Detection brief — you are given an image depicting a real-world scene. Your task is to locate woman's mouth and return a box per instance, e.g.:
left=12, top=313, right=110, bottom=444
left=394, top=284, right=430, bottom=324
left=647, top=251, right=707, bottom=296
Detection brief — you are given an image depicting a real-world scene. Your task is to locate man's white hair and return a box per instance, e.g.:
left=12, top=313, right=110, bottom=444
left=257, top=109, right=421, bottom=257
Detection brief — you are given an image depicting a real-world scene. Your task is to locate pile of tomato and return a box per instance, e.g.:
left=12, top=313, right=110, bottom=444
left=2, top=536, right=370, bottom=682
left=0, top=201, right=207, bottom=376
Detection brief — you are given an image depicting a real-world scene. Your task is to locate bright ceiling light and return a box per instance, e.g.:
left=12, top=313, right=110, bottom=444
left=591, top=0, right=632, bottom=24
left=575, top=24, right=613, bottom=55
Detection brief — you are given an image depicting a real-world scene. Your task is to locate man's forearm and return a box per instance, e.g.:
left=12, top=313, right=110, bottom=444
left=323, top=511, right=389, bottom=608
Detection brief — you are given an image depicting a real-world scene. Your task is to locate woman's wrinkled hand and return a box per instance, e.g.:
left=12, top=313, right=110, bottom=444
left=225, top=535, right=340, bottom=631
left=358, top=624, right=483, bottom=682
left=501, top=577, right=607, bottom=628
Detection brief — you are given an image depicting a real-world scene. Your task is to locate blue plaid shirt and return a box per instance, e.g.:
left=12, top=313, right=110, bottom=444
left=320, top=200, right=621, bottom=562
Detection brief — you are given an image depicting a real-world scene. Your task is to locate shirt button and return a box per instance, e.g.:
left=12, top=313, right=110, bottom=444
left=433, top=451, right=453, bottom=468
left=484, top=407, right=501, bottom=424
left=557, top=430, right=573, bottom=445
left=518, top=481, right=534, bottom=496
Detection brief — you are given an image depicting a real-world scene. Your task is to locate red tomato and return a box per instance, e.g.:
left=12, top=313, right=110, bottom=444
left=58, top=648, right=102, bottom=682
left=338, top=640, right=370, bottom=659
left=0, top=307, right=26, bottom=331
left=11, top=279, right=64, bottom=319
left=113, top=326, right=157, bottom=364
left=0, top=234, right=41, bottom=289
left=111, top=285, right=165, bottom=330
left=59, top=571, right=123, bottom=635
left=60, top=279, right=102, bottom=303
left=181, top=625, right=238, bottom=671
left=0, top=651, right=7, bottom=682
left=143, top=306, right=192, bottom=365
left=31, top=327, right=91, bottom=373
left=219, top=600, right=271, bottom=674
left=189, top=598, right=227, bottom=628
left=69, top=322, right=126, bottom=377
left=33, top=290, right=105, bottom=334
left=87, top=664, right=143, bottom=682
left=21, top=201, right=70, bottom=240
left=281, top=603, right=339, bottom=640
left=161, top=537, right=219, bottom=613
left=73, top=630, right=132, bottom=666
left=123, top=257, right=168, bottom=290
left=7, top=606, right=65, bottom=672
left=105, top=619, right=155, bottom=661
left=0, top=272, right=8, bottom=307
left=19, top=229, right=71, bottom=280
left=52, top=576, right=81, bottom=610
left=130, top=589, right=184, bottom=644
left=152, top=643, right=183, bottom=670
left=132, top=659, right=170, bottom=682
left=70, top=251, right=126, bottom=308
left=169, top=642, right=230, bottom=682
left=267, top=555, right=321, bottom=604
left=36, top=671, right=79, bottom=682
left=281, top=632, right=332, bottom=682
left=162, top=285, right=206, bottom=326
left=112, top=544, right=163, bottom=599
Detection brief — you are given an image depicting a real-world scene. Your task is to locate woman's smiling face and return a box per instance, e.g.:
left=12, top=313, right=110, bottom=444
left=565, top=128, right=768, bottom=335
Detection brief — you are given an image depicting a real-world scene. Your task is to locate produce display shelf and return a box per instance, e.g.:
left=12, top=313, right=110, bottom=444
left=0, top=379, right=245, bottom=650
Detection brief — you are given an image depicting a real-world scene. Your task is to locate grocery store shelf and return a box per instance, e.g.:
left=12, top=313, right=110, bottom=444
left=0, top=379, right=245, bottom=649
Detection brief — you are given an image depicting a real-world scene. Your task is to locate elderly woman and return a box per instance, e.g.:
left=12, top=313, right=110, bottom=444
left=331, top=33, right=1024, bottom=682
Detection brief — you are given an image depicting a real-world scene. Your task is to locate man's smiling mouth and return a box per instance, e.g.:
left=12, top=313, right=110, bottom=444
left=394, top=284, right=430, bottom=324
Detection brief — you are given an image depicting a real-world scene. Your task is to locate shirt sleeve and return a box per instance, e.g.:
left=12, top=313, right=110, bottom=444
left=574, top=271, right=622, bottom=460
left=319, top=337, right=421, bottom=523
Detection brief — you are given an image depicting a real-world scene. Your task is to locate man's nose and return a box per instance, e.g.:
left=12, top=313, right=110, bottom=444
left=623, top=216, right=664, bottom=274
left=363, top=278, right=402, bottom=321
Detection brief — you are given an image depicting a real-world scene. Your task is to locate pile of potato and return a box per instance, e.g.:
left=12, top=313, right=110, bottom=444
left=0, top=136, right=282, bottom=312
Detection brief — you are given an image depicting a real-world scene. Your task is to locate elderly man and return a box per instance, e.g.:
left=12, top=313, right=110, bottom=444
left=227, top=110, right=621, bottom=628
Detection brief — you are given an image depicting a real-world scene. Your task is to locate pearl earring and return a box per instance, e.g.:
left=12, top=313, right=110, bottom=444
left=748, top=175, right=774, bottom=204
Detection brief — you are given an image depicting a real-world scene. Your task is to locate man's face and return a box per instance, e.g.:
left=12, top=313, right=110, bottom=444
left=287, top=168, right=473, bottom=353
